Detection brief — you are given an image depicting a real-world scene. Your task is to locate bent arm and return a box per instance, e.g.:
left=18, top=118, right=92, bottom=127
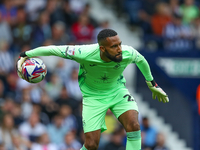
left=132, top=50, right=169, bottom=103
left=136, top=57, right=153, bottom=81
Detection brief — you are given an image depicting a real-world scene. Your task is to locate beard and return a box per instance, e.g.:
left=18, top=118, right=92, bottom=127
left=105, top=49, right=122, bottom=62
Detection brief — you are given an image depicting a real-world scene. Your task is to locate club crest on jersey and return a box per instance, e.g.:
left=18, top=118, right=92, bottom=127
left=66, top=47, right=75, bottom=56
left=78, top=48, right=81, bottom=54
left=113, top=63, right=121, bottom=69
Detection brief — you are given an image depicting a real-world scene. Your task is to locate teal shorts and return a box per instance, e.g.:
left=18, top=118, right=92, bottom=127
left=82, top=88, right=139, bottom=133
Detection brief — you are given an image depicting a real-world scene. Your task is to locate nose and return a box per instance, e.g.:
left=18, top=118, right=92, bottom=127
left=117, top=45, right=122, bottom=53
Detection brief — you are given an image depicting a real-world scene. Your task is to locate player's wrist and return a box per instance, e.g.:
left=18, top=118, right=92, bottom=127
left=146, top=80, right=158, bottom=88
left=20, top=51, right=28, bottom=57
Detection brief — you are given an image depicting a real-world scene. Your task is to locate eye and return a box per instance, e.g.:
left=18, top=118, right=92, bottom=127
left=111, top=45, right=117, bottom=48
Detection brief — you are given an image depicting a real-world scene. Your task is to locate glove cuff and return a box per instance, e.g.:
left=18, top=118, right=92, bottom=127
left=146, top=80, right=158, bottom=87
left=20, top=51, right=27, bottom=57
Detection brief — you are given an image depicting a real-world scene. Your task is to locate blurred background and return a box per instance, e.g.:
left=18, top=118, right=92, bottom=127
left=0, top=0, right=199, bottom=150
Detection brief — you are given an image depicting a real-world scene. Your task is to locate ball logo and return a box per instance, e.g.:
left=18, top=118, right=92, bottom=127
left=21, top=58, right=47, bottom=83
left=22, top=67, right=31, bottom=82
left=24, top=59, right=35, bottom=66
left=31, top=66, right=47, bottom=80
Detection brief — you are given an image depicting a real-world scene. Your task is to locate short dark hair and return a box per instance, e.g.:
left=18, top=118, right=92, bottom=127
left=97, top=29, right=118, bottom=44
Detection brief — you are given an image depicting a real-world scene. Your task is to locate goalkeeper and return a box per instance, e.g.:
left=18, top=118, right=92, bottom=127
left=17, top=29, right=169, bottom=150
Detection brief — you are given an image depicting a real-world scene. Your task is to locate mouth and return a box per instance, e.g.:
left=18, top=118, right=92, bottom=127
left=116, top=53, right=122, bottom=57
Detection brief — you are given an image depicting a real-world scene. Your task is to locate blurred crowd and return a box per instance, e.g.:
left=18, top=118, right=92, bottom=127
left=106, top=0, right=200, bottom=52
left=0, top=0, right=170, bottom=150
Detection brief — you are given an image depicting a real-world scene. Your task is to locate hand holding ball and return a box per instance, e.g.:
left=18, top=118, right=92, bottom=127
left=18, top=58, right=47, bottom=83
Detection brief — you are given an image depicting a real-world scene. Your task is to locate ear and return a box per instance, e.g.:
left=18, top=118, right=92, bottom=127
left=99, top=46, right=105, bottom=53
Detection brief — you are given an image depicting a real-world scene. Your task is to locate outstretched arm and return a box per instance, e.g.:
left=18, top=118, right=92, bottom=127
left=17, top=45, right=82, bottom=79
left=21, top=45, right=68, bottom=58
left=17, top=45, right=67, bottom=77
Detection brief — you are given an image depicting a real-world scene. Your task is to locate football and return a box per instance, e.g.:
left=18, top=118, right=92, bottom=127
left=21, top=58, right=47, bottom=83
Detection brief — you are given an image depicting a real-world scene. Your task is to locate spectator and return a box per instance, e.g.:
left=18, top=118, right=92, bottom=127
left=138, top=0, right=160, bottom=34
left=61, top=0, right=78, bottom=27
left=0, top=12, right=13, bottom=44
left=11, top=134, right=31, bottom=150
left=151, top=2, right=171, bottom=36
left=40, top=91, right=59, bottom=121
left=143, top=2, right=172, bottom=50
left=1, top=97, right=15, bottom=114
left=49, top=0, right=78, bottom=28
left=54, top=59, right=74, bottom=84
left=196, top=84, right=200, bottom=115
left=0, top=79, right=5, bottom=100
left=20, top=88, right=33, bottom=119
left=31, top=133, right=58, bottom=150
left=0, top=143, right=5, bottom=150
left=122, top=0, right=142, bottom=26
left=71, top=14, right=94, bottom=44
left=29, top=83, right=44, bottom=104
left=59, top=131, right=82, bottom=150
left=104, top=127, right=125, bottom=150
left=59, top=104, right=78, bottom=132
left=92, top=20, right=110, bottom=43
left=13, top=0, right=27, bottom=7
left=180, top=0, right=199, bottom=24
left=16, top=77, right=37, bottom=103
left=65, top=68, right=82, bottom=101
left=25, top=0, right=47, bottom=22
left=141, top=117, right=157, bottom=149
left=81, top=3, right=99, bottom=28
left=12, top=6, right=32, bottom=51
left=0, top=113, right=18, bottom=150
left=19, top=112, right=46, bottom=142
left=44, top=0, right=60, bottom=26
left=31, top=11, right=52, bottom=47
left=55, top=86, right=79, bottom=111
left=11, top=102, right=24, bottom=127
left=169, top=0, right=181, bottom=15
left=153, top=132, right=169, bottom=150
left=4, top=73, right=18, bottom=98
left=163, top=12, right=194, bottom=51
left=140, top=0, right=161, bottom=17
left=51, top=21, right=69, bottom=45
left=0, top=41, right=14, bottom=76
left=44, top=73, right=62, bottom=100
left=73, top=102, right=83, bottom=138
left=0, top=0, right=17, bottom=25
left=32, top=103, right=50, bottom=126
left=191, top=16, right=200, bottom=49
left=68, top=0, right=87, bottom=14
left=47, top=114, right=69, bottom=145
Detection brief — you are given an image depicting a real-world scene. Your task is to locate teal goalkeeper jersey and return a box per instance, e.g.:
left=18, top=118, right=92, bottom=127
left=26, top=44, right=153, bottom=98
